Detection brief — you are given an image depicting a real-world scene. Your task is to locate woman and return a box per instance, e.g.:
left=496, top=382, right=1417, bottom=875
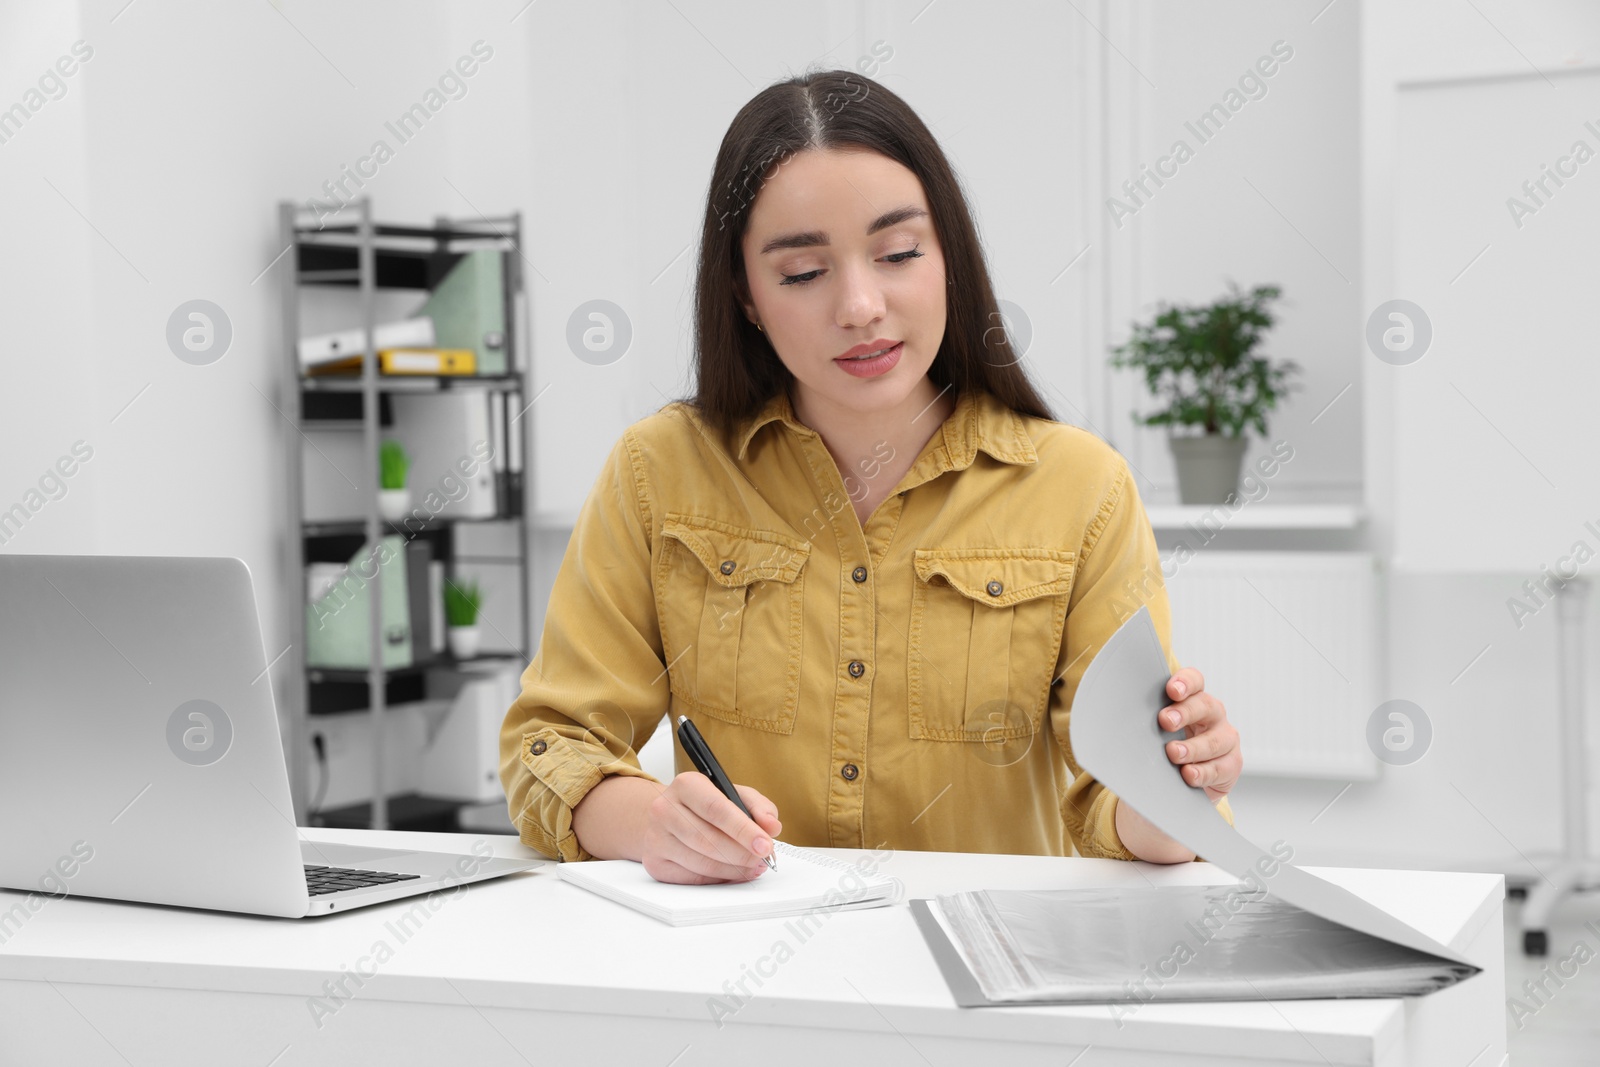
left=500, top=69, right=1242, bottom=884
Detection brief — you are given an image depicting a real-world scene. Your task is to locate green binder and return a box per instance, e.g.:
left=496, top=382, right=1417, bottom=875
left=418, top=249, right=507, bottom=375
left=306, top=535, right=415, bottom=670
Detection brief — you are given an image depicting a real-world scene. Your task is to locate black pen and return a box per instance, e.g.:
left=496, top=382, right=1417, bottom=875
left=676, top=715, right=777, bottom=871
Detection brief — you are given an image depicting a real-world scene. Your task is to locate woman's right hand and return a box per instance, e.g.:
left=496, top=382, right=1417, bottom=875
left=640, top=771, right=782, bottom=884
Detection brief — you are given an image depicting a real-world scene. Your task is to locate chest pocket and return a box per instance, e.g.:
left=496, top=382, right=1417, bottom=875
left=907, top=547, right=1075, bottom=745
left=656, top=515, right=811, bottom=734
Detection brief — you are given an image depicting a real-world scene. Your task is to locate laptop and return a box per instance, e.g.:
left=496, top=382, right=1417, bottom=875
left=0, top=553, right=547, bottom=918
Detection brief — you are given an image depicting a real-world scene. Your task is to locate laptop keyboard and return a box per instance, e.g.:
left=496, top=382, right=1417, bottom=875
left=304, top=864, right=423, bottom=896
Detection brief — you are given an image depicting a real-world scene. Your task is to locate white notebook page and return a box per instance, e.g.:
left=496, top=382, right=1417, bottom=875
left=554, top=840, right=903, bottom=926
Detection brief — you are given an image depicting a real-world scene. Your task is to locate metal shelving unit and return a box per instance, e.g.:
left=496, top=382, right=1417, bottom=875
left=275, top=198, right=534, bottom=831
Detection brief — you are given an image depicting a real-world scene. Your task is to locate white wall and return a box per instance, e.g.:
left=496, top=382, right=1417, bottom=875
left=1, top=3, right=97, bottom=553
left=1118, top=0, right=1362, bottom=502
left=1230, top=0, right=1600, bottom=876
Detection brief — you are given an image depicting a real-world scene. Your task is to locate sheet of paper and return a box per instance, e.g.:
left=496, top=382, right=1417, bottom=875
left=1067, top=605, right=1480, bottom=971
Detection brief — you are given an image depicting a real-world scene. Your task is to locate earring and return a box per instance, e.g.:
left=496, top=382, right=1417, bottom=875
left=756, top=323, right=765, bottom=333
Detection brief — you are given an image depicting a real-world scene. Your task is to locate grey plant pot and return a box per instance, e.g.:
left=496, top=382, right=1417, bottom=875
left=1169, top=434, right=1249, bottom=505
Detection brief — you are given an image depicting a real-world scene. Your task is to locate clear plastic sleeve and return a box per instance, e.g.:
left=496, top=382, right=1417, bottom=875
left=933, top=883, right=1476, bottom=1005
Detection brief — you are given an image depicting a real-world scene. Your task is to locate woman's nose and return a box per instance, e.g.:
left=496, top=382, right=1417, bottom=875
left=833, top=260, right=887, bottom=328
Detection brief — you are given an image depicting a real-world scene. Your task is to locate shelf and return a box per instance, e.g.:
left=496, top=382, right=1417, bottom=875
left=311, top=791, right=478, bottom=832
left=279, top=199, right=532, bottom=831
left=306, top=650, right=522, bottom=685
left=291, top=220, right=516, bottom=289
left=301, top=372, right=523, bottom=392
left=296, top=221, right=516, bottom=244
left=294, top=242, right=466, bottom=290
left=456, top=799, right=519, bottom=835
left=534, top=509, right=581, bottom=529
left=1143, top=503, right=1365, bottom=531
left=302, top=513, right=521, bottom=538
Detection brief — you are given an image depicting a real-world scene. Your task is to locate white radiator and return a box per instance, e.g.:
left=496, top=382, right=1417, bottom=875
left=1162, top=552, right=1381, bottom=780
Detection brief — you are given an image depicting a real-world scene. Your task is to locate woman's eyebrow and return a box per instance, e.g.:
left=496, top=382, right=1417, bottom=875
left=758, top=205, right=928, bottom=255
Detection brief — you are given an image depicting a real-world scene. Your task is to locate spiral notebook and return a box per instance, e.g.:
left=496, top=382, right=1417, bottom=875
left=554, top=841, right=905, bottom=926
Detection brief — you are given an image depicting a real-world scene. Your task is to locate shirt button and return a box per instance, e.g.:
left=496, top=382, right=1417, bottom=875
left=530, top=739, right=547, bottom=755
left=847, top=660, right=865, bottom=678
left=720, top=560, right=736, bottom=575
left=852, top=565, right=868, bottom=583
left=986, top=580, right=1004, bottom=596
left=841, top=763, right=859, bottom=781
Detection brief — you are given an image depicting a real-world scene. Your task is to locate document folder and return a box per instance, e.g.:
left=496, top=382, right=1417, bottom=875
left=416, top=249, right=507, bottom=375
left=305, top=535, right=415, bottom=670
left=912, top=605, right=1483, bottom=1007
left=298, top=317, right=434, bottom=371
left=405, top=540, right=433, bottom=656
left=912, top=882, right=1475, bottom=1008
left=304, top=348, right=477, bottom=376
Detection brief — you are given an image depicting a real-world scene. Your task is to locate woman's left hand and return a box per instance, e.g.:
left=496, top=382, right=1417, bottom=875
left=1161, top=668, right=1242, bottom=803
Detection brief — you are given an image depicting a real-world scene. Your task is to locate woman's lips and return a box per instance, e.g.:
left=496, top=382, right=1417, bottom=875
left=837, top=338, right=901, bottom=360
left=834, top=341, right=903, bottom=378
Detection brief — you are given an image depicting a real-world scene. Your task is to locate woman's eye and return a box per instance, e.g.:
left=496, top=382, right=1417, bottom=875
left=778, top=246, right=924, bottom=287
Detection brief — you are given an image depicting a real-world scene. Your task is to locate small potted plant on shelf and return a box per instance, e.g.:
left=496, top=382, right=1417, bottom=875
left=444, top=577, right=484, bottom=659
left=378, top=439, right=411, bottom=521
left=1109, top=282, right=1301, bottom=504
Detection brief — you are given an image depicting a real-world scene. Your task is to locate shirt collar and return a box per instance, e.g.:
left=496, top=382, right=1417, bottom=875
left=732, top=387, right=812, bottom=460
left=733, top=386, right=1039, bottom=468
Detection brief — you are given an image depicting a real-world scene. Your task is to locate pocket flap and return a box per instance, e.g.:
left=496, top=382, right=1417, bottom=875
left=913, top=548, right=1075, bottom=606
left=663, top=515, right=811, bottom=588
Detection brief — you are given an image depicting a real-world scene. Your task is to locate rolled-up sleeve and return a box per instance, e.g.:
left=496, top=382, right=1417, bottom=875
left=499, top=429, right=667, bottom=861
left=1053, top=454, right=1235, bottom=861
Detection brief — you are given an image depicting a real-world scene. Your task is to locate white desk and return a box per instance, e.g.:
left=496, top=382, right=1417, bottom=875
left=0, top=828, right=1505, bottom=1066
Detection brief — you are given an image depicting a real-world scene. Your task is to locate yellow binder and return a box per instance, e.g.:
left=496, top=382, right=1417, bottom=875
left=306, top=348, right=477, bottom=376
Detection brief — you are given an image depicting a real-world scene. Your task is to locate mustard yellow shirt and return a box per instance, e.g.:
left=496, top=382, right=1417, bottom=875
left=499, top=386, right=1234, bottom=862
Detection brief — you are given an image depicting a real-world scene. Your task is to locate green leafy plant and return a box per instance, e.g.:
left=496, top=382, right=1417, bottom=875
left=444, top=578, right=483, bottom=627
left=1109, top=282, right=1301, bottom=437
left=379, top=440, right=410, bottom=490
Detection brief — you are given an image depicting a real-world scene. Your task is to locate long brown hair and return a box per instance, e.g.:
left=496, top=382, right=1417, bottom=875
left=681, top=67, right=1056, bottom=444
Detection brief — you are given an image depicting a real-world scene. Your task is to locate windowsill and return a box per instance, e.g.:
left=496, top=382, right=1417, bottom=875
left=1144, top=503, right=1365, bottom=531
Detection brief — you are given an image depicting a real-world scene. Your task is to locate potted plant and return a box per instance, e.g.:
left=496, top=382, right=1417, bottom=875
left=444, top=577, right=484, bottom=659
left=1110, top=282, right=1301, bottom=504
left=378, top=439, right=411, bottom=521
